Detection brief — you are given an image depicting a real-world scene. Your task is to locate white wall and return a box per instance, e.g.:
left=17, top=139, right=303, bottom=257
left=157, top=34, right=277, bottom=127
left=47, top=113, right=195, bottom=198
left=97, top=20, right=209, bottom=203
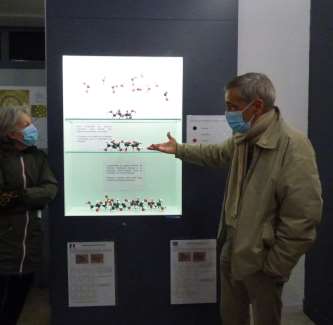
left=0, top=69, right=45, bottom=86
left=238, top=0, right=311, bottom=308
left=238, top=0, right=310, bottom=134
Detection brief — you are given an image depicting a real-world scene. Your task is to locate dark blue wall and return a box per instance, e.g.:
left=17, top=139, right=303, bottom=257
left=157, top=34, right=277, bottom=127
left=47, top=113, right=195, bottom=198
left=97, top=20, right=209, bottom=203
left=46, top=1, right=238, bottom=324
left=305, top=1, right=333, bottom=324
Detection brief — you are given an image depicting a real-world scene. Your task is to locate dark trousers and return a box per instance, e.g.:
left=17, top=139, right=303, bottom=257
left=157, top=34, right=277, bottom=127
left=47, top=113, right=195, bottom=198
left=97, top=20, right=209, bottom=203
left=220, top=262, right=284, bottom=325
left=0, top=273, right=34, bottom=325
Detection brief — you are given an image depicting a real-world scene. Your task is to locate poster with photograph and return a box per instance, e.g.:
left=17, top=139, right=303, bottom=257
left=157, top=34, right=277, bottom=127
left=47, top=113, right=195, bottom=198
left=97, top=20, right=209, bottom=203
left=67, top=241, right=116, bottom=307
left=170, top=239, right=217, bottom=304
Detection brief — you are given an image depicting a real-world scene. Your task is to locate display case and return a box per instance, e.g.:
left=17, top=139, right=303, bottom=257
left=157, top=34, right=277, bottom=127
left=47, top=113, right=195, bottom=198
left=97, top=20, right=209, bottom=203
left=63, top=56, right=183, bottom=216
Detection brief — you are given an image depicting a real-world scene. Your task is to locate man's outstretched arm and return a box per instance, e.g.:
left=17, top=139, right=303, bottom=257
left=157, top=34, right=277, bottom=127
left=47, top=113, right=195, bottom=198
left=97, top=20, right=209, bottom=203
left=148, top=132, right=234, bottom=168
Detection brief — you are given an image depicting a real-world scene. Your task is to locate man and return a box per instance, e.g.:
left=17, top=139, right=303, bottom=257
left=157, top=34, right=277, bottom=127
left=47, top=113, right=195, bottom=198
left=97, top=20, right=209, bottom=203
left=148, top=73, right=322, bottom=325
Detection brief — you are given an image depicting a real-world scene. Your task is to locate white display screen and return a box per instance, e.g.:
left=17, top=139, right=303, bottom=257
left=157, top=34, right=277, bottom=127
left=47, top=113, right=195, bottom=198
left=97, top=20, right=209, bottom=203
left=63, top=56, right=183, bottom=119
left=62, top=56, right=183, bottom=216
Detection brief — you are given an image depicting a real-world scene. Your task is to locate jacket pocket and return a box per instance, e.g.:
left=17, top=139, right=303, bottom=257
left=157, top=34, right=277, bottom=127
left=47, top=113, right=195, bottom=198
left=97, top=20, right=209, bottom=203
left=262, top=221, right=275, bottom=248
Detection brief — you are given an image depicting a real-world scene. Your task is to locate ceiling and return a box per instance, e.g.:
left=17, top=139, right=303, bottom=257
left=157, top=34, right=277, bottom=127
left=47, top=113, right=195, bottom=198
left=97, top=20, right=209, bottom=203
left=0, top=0, right=44, bottom=26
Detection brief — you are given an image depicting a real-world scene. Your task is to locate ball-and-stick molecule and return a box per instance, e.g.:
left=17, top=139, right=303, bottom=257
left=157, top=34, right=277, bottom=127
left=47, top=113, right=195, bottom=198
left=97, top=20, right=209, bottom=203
left=86, top=196, right=165, bottom=213
left=104, top=139, right=142, bottom=152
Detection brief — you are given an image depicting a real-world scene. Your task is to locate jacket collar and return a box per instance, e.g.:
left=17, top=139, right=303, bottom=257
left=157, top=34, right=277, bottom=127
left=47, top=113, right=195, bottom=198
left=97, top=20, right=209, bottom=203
left=0, top=137, right=37, bottom=154
left=255, top=107, right=283, bottom=150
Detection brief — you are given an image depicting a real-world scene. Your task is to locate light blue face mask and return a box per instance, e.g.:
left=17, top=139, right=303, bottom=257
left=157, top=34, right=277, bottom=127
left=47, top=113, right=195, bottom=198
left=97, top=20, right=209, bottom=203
left=21, top=123, right=39, bottom=146
left=225, top=101, right=254, bottom=134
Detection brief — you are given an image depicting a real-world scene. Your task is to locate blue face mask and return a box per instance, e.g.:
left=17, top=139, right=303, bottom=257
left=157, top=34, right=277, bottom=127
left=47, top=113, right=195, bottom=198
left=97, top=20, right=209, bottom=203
left=225, top=101, right=254, bottom=134
left=21, top=124, right=39, bottom=146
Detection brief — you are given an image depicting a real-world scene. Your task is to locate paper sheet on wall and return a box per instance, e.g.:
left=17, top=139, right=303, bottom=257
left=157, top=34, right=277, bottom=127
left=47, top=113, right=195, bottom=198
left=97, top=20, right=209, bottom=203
left=67, top=241, right=116, bottom=307
left=186, top=115, right=232, bottom=144
left=170, top=239, right=216, bottom=304
left=0, top=86, right=48, bottom=148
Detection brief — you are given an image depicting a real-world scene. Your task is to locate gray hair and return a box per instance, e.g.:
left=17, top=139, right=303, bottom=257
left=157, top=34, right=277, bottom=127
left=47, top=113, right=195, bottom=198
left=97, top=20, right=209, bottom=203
left=225, top=72, right=276, bottom=108
left=0, top=106, right=30, bottom=138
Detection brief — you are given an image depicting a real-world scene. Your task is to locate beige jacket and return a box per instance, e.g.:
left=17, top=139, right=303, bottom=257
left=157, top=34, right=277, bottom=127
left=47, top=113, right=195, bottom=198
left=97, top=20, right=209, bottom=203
left=176, top=111, right=322, bottom=280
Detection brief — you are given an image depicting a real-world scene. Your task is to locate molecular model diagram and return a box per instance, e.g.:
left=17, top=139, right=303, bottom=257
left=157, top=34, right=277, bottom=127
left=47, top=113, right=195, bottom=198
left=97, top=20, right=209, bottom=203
left=81, top=73, right=170, bottom=116
left=109, top=109, right=136, bottom=119
left=86, top=196, right=165, bottom=212
left=104, top=139, right=143, bottom=152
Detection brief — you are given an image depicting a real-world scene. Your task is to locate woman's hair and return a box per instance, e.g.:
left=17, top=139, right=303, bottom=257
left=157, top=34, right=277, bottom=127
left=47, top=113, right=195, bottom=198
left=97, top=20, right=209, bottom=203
left=0, top=106, right=30, bottom=138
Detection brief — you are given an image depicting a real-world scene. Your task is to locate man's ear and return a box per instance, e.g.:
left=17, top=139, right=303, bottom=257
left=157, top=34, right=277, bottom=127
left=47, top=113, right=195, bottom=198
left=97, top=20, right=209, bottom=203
left=253, top=98, right=265, bottom=114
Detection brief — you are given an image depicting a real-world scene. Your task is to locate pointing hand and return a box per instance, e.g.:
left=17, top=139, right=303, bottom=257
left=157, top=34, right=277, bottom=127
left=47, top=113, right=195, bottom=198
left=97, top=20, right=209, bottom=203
left=147, top=132, right=177, bottom=154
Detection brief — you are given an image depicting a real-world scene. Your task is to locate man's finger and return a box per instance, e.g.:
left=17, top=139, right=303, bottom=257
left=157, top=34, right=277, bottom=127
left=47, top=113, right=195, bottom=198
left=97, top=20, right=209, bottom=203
left=147, top=144, right=157, bottom=150
left=167, top=132, right=175, bottom=142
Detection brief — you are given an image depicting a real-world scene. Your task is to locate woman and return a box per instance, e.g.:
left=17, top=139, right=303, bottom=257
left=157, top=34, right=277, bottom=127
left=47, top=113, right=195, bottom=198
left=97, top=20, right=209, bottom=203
left=0, top=106, right=58, bottom=325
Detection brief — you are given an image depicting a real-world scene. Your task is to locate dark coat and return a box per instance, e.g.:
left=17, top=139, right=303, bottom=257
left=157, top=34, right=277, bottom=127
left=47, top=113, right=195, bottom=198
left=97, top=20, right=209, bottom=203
left=0, top=140, right=58, bottom=274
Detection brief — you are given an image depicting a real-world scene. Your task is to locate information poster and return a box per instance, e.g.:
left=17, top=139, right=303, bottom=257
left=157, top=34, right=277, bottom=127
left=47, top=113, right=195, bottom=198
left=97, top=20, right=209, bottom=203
left=67, top=241, right=116, bottom=307
left=170, top=239, right=217, bottom=304
left=63, top=56, right=183, bottom=216
left=186, top=115, right=232, bottom=144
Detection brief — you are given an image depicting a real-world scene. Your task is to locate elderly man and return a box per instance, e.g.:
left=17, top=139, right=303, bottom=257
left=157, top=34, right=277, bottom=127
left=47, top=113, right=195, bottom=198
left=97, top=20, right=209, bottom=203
left=148, top=73, right=322, bottom=325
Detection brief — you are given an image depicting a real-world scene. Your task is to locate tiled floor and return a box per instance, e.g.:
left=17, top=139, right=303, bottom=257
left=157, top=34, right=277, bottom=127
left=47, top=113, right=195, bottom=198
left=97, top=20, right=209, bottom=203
left=281, top=309, right=315, bottom=325
left=18, top=288, right=50, bottom=325
left=18, top=288, right=316, bottom=325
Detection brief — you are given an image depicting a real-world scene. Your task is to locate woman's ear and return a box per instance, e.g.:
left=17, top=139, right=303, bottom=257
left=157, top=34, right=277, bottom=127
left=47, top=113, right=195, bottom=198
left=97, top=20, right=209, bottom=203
left=7, top=130, right=21, bottom=141
left=7, top=132, right=15, bottom=140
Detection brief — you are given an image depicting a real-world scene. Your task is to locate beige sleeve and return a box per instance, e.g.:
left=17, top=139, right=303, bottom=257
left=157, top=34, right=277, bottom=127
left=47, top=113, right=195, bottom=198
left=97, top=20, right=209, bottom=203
left=175, top=137, right=234, bottom=168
